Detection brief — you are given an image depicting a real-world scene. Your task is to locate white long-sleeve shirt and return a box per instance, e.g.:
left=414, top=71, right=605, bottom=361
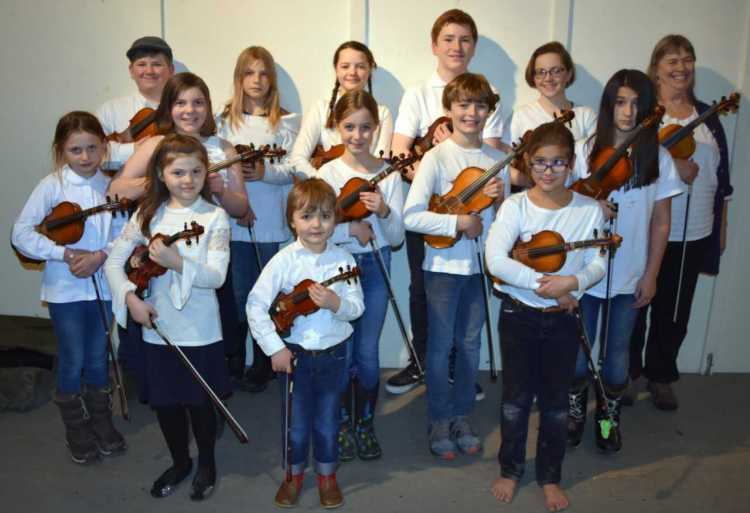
left=403, top=138, right=510, bottom=275
left=104, top=197, right=230, bottom=346
left=393, top=72, right=504, bottom=140
left=505, top=100, right=597, bottom=146
left=290, top=98, right=393, bottom=178
left=12, top=166, right=112, bottom=302
left=96, top=93, right=158, bottom=168
left=246, top=240, right=365, bottom=356
left=216, top=112, right=299, bottom=243
left=317, top=158, right=405, bottom=253
left=485, top=191, right=607, bottom=309
left=572, top=139, right=685, bottom=297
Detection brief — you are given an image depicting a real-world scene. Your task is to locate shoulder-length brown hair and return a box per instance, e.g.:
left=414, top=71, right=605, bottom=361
left=154, top=72, right=217, bottom=137
left=137, top=134, right=213, bottom=238
left=647, top=34, right=697, bottom=103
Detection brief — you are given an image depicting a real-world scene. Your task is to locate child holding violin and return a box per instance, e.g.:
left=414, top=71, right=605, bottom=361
left=566, top=70, right=684, bottom=453
left=217, top=46, right=300, bottom=391
left=104, top=134, right=231, bottom=501
left=506, top=41, right=596, bottom=146
left=403, top=72, right=509, bottom=460
left=290, top=40, right=393, bottom=178
left=109, top=72, right=249, bottom=384
left=97, top=36, right=174, bottom=168
left=12, top=111, right=126, bottom=464
left=317, top=90, right=405, bottom=462
left=388, top=8, right=505, bottom=398
left=486, top=121, right=607, bottom=513
left=247, top=178, right=365, bottom=509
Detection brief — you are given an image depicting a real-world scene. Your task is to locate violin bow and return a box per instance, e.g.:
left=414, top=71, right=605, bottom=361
left=598, top=209, right=618, bottom=374
left=368, top=240, right=424, bottom=380
left=248, top=225, right=263, bottom=274
left=673, top=184, right=692, bottom=322
left=283, top=356, right=297, bottom=483
left=475, top=236, right=498, bottom=382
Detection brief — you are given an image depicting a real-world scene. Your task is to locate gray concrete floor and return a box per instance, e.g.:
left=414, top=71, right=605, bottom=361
left=1, top=317, right=749, bottom=512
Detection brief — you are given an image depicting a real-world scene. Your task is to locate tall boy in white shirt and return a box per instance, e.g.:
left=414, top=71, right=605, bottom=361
left=387, top=9, right=505, bottom=397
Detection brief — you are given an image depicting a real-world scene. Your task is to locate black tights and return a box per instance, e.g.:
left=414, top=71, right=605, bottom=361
left=155, top=401, right=217, bottom=471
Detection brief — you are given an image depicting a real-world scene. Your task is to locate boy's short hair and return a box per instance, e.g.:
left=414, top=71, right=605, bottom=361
left=442, top=73, right=499, bottom=112
left=286, top=178, right=337, bottom=234
left=524, top=41, right=575, bottom=88
left=523, top=122, right=575, bottom=175
left=126, top=36, right=173, bottom=64
left=431, top=9, right=478, bottom=43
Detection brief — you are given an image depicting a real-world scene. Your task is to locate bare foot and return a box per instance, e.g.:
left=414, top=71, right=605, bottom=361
left=542, top=484, right=569, bottom=512
left=491, top=476, right=517, bottom=503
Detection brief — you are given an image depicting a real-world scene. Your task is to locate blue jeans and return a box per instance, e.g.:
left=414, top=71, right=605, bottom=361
left=230, top=240, right=280, bottom=322
left=424, top=271, right=484, bottom=423
left=48, top=300, right=110, bottom=394
left=497, top=297, right=579, bottom=485
left=575, top=294, right=638, bottom=386
left=279, top=342, right=347, bottom=476
left=340, top=248, right=390, bottom=421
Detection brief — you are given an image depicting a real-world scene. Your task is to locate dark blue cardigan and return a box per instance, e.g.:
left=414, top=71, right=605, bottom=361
left=695, top=100, right=734, bottom=275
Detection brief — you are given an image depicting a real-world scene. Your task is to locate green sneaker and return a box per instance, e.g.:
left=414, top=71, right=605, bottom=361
left=355, top=417, right=382, bottom=460
left=337, top=423, right=356, bottom=462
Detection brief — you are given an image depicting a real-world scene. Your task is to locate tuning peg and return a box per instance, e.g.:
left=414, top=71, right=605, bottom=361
left=603, top=228, right=611, bottom=237
left=196, top=234, right=200, bottom=244
left=185, top=238, right=192, bottom=246
left=593, top=228, right=599, bottom=238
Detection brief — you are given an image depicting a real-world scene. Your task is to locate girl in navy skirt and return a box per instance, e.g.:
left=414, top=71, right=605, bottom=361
left=105, top=134, right=231, bottom=501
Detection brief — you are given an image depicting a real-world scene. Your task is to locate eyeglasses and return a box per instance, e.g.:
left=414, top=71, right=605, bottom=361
left=533, top=66, right=566, bottom=79
left=530, top=158, right=569, bottom=174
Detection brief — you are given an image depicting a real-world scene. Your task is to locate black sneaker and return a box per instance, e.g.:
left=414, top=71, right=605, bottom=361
left=385, top=361, right=423, bottom=395
left=338, top=423, right=356, bottom=462
left=474, top=383, right=485, bottom=402
left=355, top=417, right=382, bottom=460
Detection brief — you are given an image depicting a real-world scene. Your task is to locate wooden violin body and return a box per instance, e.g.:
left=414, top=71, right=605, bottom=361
left=658, top=124, right=695, bottom=159
left=311, top=144, right=345, bottom=170
left=269, top=266, right=360, bottom=338
left=423, top=166, right=495, bottom=249
left=37, top=201, right=85, bottom=245
left=106, top=107, right=158, bottom=143
left=569, top=147, right=633, bottom=199
left=412, top=116, right=452, bottom=156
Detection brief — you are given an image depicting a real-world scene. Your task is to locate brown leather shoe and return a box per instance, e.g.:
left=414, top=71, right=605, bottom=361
left=647, top=381, right=678, bottom=410
left=274, top=475, right=303, bottom=508
left=317, top=474, right=343, bottom=509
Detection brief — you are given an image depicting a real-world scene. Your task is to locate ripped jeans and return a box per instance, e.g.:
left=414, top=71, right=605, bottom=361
left=497, top=297, right=579, bottom=485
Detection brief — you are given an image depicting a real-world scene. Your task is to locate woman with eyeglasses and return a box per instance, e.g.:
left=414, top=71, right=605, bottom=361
left=565, top=69, right=685, bottom=454
left=505, top=41, right=597, bottom=146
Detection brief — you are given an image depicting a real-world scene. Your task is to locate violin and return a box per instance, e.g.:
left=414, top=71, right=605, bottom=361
left=658, top=92, right=740, bottom=159
left=106, top=107, right=159, bottom=143
left=36, top=195, right=133, bottom=246
left=424, top=110, right=575, bottom=249
left=490, top=229, right=623, bottom=285
left=336, top=153, right=418, bottom=223
left=411, top=116, right=453, bottom=157
left=512, top=109, right=575, bottom=176
left=208, top=144, right=287, bottom=175
left=570, top=106, right=665, bottom=200
left=311, top=144, right=345, bottom=170
left=269, top=265, right=360, bottom=338
left=125, top=221, right=204, bottom=297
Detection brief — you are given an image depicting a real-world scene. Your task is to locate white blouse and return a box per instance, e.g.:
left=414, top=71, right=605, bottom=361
left=317, top=158, right=405, bottom=254
left=216, top=112, right=299, bottom=243
left=247, top=240, right=365, bottom=356
left=290, top=97, right=393, bottom=179
left=104, top=197, right=230, bottom=346
left=506, top=100, right=597, bottom=145
left=12, top=166, right=112, bottom=302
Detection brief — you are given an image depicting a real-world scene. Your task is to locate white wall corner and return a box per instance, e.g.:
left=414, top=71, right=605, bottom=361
left=550, top=0, right=573, bottom=47
left=350, top=0, right=369, bottom=43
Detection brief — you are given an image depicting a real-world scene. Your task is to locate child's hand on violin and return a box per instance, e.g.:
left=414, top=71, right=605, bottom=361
left=432, top=120, right=452, bottom=145
left=556, top=293, right=579, bottom=313
left=207, top=173, right=225, bottom=196
left=360, top=190, right=390, bottom=218
left=349, top=220, right=374, bottom=246
left=483, top=177, right=504, bottom=200
left=675, top=158, right=699, bottom=185
left=308, top=283, right=341, bottom=313
left=241, top=160, right=265, bottom=182
left=126, top=291, right=157, bottom=328
left=598, top=200, right=618, bottom=220
left=457, top=214, right=483, bottom=240
left=271, top=347, right=294, bottom=374
left=64, top=248, right=105, bottom=278
left=236, top=205, right=257, bottom=227
left=535, top=275, right=578, bottom=299
left=148, top=238, right=183, bottom=272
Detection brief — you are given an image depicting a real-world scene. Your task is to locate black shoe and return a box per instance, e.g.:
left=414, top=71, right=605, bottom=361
left=595, top=393, right=622, bottom=453
left=150, top=460, right=193, bottom=498
left=385, top=360, right=423, bottom=395
left=355, top=417, right=382, bottom=460
left=567, top=383, right=588, bottom=448
left=338, top=423, right=356, bottom=462
left=474, top=383, right=485, bottom=402
left=236, top=366, right=275, bottom=393
left=190, top=465, right=216, bottom=501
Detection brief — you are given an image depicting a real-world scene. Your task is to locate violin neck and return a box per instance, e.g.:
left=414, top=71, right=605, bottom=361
left=208, top=150, right=260, bottom=174
left=456, top=151, right=516, bottom=203
left=593, top=125, right=645, bottom=181
left=44, top=202, right=119, bottom=230
left=129, top=111, right=158, bottom=139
